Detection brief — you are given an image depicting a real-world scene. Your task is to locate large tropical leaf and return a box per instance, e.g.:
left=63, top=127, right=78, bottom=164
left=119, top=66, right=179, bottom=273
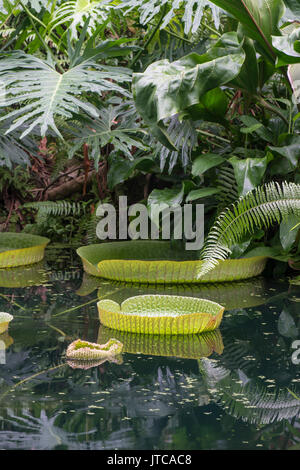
left=272, top=24, right=300, bottom=65
left=199, top=181, right=300, bottom=276
left=115, top=0, right=222, bottom=35
left=0, top=114, right=39, bottom=168
left=133, top=32, right=245, bottom=145
left=49, top=0, right=110, bottom=39
left=0, top=50, right=131, bottom=138
left=68, top=104, right=148, bottom=164
left=209, top=0, right=285, bottom=61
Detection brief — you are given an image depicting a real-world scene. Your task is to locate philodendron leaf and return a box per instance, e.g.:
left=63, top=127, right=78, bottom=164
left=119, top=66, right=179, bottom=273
left=229, top=155, right=270, bottom=196
left=209, top=0, right=285, bottom=61
left=133, top=32, right=245, bottom=144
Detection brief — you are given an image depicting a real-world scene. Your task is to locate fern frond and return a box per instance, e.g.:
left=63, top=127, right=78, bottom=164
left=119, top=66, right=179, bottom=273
left=23, top=201, right=85, bottom=224
left=199, top=182, right=300, bottom=276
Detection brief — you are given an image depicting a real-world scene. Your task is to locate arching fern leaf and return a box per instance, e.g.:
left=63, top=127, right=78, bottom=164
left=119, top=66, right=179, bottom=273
left=199, top=181, right=300, bottom=276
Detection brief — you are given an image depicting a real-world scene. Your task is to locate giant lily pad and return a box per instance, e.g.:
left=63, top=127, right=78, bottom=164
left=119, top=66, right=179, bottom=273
left=66, top=338, right=123, bottom=361
left=77, top=240, right=268, bottom=283
left=0, top=233, right=50, bottom=268
left=98, top=295, right=224, bottom=335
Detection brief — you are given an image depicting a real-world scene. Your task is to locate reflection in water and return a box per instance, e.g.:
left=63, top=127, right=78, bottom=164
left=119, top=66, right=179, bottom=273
left=79, top=274, right=286, bottom=310
left=98, top=326, right=224, bottom=359
left=0, top=248, right=299, bottom=450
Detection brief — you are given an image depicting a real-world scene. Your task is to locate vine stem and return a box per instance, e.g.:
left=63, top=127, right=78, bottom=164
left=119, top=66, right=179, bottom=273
left=130, top=5, right=167, bottom=68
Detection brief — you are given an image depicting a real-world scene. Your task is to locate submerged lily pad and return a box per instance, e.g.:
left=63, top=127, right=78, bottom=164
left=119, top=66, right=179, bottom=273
left=77, top=240, right=268, bottom=283
left=0, top=312, right=13, bottom=334
left=66, top=338, right=123, bottom=361
left=0, top=233, right=50, bottom=268
left=98, top=294, right=224, bottom=335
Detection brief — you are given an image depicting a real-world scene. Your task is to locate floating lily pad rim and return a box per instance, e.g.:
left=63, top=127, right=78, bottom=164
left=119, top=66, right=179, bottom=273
left=0, top=233, right=50, bottom=252
left=112, top=294, right=225, bottom=317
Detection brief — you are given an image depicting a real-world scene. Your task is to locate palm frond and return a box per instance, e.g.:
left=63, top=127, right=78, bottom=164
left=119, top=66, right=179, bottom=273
left=0, top=50, right=131, bottom=139
left=199, top=181, right=300, bottom=276
left=115, top=0, right=222, bottom=35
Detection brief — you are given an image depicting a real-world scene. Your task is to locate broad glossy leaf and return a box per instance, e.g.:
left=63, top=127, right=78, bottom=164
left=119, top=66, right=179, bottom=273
left=108, top=156, right=155, bottom=189
left=283, top=0, right=300, bottom=19
left=272, top=25, right=300, bottom=65
left=240, top=115, right=274, bottom=142
left=186, top=187, right=221, bottom=202
left=279, top=214, right=300, bottom=251
left=269, top=135, right=300, bottom=171
left=229, top=36, right=259, bottom=93
left=148, top=187, right=184, bottom=207
left=229, top=155, right=269, bottom=196
left=133, top=32, right=245, bottom=136
left=209, top=0, right=285, bottom=60
left=187, top=88, right=228, bottom=124
left=192, top=153, right=225, bottom=176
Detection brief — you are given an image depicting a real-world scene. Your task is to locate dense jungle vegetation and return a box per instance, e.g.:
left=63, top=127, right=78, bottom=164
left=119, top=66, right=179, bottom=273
left=0, top=0, right=299, bottom=276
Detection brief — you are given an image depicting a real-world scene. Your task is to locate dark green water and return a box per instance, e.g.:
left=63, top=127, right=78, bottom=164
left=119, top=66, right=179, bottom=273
left=0, top=248, right=299, bottom=450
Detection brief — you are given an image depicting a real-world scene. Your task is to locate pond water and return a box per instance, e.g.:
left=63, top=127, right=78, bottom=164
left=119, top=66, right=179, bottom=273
left=0, top=248, right=299, bottom=450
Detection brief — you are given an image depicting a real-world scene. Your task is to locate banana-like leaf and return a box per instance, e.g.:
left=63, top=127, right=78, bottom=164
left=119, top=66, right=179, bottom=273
left=199, top=181, right=300, bottom=276
left=77, top=240, right=268, bottom=283
left=209, top=0, right=285, bottom=61
left=0, top=51, right=131, bottom=138
left=0, top=232, right=50, bottom=268
left=98, top=294, right=225, bottom=334
left=133, top=32, right=245, bottom=144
